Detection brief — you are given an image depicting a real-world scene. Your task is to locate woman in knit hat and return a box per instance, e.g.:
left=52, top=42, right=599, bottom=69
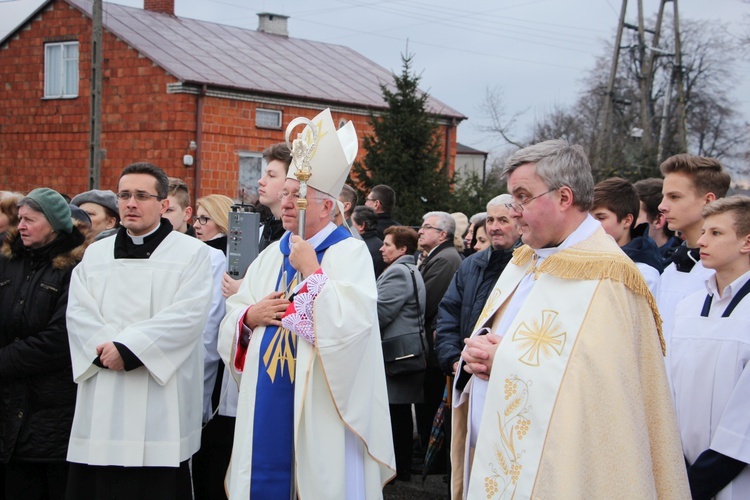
left=71, top=189, right=120, bottom=239
left=0, top=188, right=87, bottom=498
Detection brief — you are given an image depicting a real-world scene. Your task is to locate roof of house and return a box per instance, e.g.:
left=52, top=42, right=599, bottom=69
left=2, top=0, right=465, bottom=120
left=456, top=142, right=487, bottom=155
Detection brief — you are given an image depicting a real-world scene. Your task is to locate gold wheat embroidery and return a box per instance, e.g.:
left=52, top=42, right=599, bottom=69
left=484, top=376, right=532, bottom=499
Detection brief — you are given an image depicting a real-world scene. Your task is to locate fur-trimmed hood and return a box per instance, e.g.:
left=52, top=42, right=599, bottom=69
left=1, top=221, right=87, bottom=270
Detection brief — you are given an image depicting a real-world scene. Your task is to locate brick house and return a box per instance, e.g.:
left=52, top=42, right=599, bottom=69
left=0, top=0, right=465, bottom=202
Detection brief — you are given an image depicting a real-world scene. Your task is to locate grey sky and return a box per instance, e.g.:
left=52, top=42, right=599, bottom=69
left=2, top=0, right=748, bottom=159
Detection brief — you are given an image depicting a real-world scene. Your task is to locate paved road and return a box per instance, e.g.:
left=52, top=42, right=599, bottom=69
left=383, top=473, right=450, bottom=500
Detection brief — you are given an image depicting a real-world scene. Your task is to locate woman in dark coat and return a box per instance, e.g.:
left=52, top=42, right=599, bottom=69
left=0, top=188, right=86, bottom=499
left=376, top=226, right=427, bottom=481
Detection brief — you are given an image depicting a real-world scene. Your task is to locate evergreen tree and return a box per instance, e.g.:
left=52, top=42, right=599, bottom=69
left=451, top=170, right=503, bottom=218
left=352, top=54, right=453, bottom=226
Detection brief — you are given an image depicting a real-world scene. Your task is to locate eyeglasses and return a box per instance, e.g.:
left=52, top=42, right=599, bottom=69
left=117, top=191, right=161, bottom=202
left=192, top=215, right=212, bottom=225
left=505, top=189, right=557, bottom=213
left=277, top=191, right=301, bottom=200
left=420, top=223, right=444, bottom=232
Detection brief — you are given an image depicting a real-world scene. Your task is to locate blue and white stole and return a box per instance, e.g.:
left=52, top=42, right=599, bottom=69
left=250, top=226, right=351, bottom=498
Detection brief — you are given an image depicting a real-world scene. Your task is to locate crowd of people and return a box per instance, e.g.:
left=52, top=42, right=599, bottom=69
left=0, top=108, right=748, bottom=500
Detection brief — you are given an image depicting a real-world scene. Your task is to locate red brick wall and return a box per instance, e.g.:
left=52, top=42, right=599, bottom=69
left=0, top=0, right=457, bottom=203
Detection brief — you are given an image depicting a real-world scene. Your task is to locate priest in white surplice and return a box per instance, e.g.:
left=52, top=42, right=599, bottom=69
left=66, top=163, right=213, bottom=499
left=218, top=109, right=395, bottom=499
left=451, top=140, right=690, bottom=499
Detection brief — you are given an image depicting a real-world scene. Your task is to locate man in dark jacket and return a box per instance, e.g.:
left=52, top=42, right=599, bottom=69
left=435, top=194, right=521, bottom=376
left=351, top=205, right=385, bottom=277
left=415, top=210, right=462, bottom=472
left=365, top=184, right=400, bottom=239
left=0, top=188, right=86, bottom=499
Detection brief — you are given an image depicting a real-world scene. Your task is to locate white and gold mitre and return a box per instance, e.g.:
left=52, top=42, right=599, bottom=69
left=285, top=108, right=358, bottom=198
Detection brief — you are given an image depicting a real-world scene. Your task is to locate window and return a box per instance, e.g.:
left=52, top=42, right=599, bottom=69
left=256, top=109, right=282, bottom=129
left=44, top=41, right=79, bottom=98
left=238, top=152, right=263, bottom=204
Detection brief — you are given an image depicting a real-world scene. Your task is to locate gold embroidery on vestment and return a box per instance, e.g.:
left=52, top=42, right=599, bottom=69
left=512, top=310, right=566, bottom=367
left=510, top=235, right=666, bottom=355
left=262, top=274, right=298, bottom=382
left=263, top=328, right=297, bottom=383
left=484, top=376, right=532, bottom=498
left=474, top=288, right=502, bottom=331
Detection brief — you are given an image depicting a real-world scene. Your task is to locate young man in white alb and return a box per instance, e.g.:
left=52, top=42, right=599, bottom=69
left=669, top=195, right=750, bottom=500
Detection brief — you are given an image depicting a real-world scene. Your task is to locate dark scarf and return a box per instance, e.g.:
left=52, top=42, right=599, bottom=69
left=671, top=242, right=701, bottom=273
left=259, top=218, right=285, bottom=252
left=205, top=234, right=228, bottom=256
left=114, top=218, right=173, bottom=259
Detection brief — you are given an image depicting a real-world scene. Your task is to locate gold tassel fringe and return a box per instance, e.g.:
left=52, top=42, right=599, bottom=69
left=512, top=239, right=666, bottom=355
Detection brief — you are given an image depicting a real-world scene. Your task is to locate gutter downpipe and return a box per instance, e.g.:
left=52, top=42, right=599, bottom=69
left=194, top=84, right=207, bottom=200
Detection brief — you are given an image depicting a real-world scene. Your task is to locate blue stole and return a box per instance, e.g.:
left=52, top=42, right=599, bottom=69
left=250, top=226, right=351, bottom=499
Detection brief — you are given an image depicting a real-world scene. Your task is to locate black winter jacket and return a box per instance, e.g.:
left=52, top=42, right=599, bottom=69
left=434, top=244, right=516, bottom=375
left=0, top=226, right=85, bottom=463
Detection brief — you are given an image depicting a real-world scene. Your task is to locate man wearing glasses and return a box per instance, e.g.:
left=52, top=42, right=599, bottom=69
left=218, top=109, right=395, bottom=499
left=450, top=140, right=689, bottom=498
left=66, top=162, right=213, bottom=499
left=414, top=211, right=462, bottom=468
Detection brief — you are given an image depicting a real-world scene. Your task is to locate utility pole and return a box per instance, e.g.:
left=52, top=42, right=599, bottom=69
left=595, top=0, right=628, bottom=172
left=89, top=0, right=103, bottom=189
left=672, top=0, right=687, bottom=152
left=636, top=0, right=653, bottom=158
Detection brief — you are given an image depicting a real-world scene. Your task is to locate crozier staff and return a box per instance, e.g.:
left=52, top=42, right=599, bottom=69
left=218, top=108, right=395, bottom=499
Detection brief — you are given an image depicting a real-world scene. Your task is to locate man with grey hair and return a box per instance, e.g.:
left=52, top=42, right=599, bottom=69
left=451, top=139, right=689, bottom=498
left=415, top=210, right=462, bottom=471
left=435, top=194, right=520, bottom=377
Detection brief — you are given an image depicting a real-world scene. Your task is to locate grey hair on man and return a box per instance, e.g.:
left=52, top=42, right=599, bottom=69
left=422, top=211, right=456, bottom=238
left=503, top=139, right=594, bottom=210
left=486, top=194, right=514, bottom=211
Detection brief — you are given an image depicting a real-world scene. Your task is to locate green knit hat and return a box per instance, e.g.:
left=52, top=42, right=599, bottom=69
left=26, top=188, right=73, bottom=234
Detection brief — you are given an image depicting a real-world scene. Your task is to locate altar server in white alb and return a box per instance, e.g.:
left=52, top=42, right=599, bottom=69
left=65, top=162, right=213, bottom=499
left=669, top=195, right=750, bottom=500
left=218, top=108, right=395, bottom=499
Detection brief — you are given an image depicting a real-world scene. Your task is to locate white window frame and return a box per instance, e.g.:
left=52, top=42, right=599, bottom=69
left=237, top=151, right=264, bottom=204
left=44, top=41, right=79, bottom=99
left=256, top=108, right=282, bottom=129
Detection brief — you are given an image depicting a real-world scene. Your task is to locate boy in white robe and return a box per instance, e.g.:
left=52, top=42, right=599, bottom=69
left=657, top=154, right=731, bottom=348
left=669, top=195, right=750, bottom=500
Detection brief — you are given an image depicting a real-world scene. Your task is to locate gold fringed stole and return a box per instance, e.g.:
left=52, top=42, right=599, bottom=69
left=511, top=236, right=665, bottom=355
